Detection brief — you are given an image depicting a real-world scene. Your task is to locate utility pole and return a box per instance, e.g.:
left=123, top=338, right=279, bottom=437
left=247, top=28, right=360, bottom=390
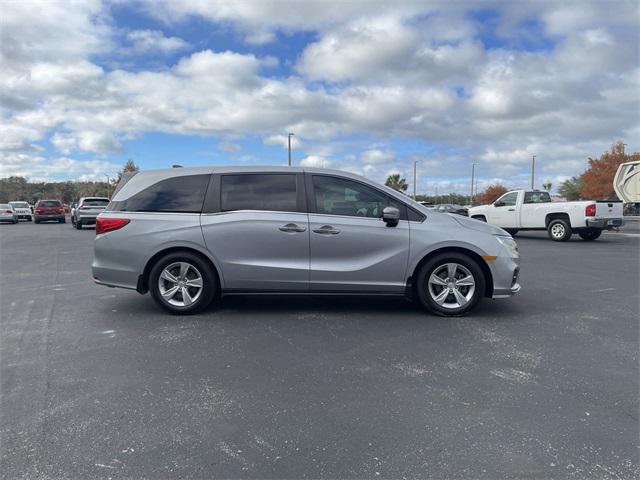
left=531, top=155, right=536, bottom=189
left=105, top=174, right=110, bottom=198
left=288, top=133, right=295, bottom=166
left=413, top=160, right=418, bottom=200
left=470, top=163, right=476, bottom=205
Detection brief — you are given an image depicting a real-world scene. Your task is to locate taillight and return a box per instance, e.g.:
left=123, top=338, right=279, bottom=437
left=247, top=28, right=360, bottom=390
left=96, top=217, right=130, bottom=235
left=585, top=204, right=596, bottom=217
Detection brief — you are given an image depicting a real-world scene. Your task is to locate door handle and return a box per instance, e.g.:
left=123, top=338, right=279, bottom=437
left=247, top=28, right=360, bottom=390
left=508, top=208, right=515, bottom=211
left=279, top=223, right=306, bottom=233
left=312, top=225, right=340, bottom=235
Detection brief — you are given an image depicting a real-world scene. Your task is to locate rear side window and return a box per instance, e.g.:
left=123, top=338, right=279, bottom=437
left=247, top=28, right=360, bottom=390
left=109, top=174, right=210, bottom=213
left=221, top=174, right=297, bottom=212
left=524, top=191, right=551, bottom=204
left=39, top=200, right=61, bottom=207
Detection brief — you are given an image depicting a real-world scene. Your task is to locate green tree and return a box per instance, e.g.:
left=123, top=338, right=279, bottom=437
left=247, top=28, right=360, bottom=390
left=384, top=173, right=408, bottom=193
left=558, top=177, right=583, bottom=201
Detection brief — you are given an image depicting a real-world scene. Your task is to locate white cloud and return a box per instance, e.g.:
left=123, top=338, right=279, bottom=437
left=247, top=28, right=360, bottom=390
left=0, top=0, right=638, bottom=186
left=217, top=141, right=242, bottom=153
left=0, top=152, right=121, bottom=181
left=126, top=29, right=190, bottom=54
left=300, top=155, right=330, bottom=168
left=361, top=149, right=395, bottom=165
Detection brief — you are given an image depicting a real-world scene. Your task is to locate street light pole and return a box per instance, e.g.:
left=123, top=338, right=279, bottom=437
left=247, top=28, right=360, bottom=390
left=413, top=160, right=418, bottom=200
left=288, top=133, right=295, bottom=166
left=105, top=174, right=110, bottom=198
left=531, top=155, right=536, bottom=189
left=470, top=163, right=476, bottom=205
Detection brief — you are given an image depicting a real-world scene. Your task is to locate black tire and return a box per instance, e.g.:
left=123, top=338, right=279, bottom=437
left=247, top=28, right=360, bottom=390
left=547, top=218, right=572, bottom=242
left=505, top=229, right=518, bottom=236
left=60, top=217, right=66, bottom=224
left=578, top=229, right=602, bottom=241
left=149, top=251, right=218, bottom=315
left=34, top=219, right=40, bottom=224
left=472, top=216, right=487, bottom=222
left=75, top=219, right=82, bottom=229
left=415, top=252, right=486, bottom=316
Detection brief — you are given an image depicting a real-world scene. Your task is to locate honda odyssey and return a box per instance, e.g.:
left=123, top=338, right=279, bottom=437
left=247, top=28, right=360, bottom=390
left=92, top=167, right=521, bottom=316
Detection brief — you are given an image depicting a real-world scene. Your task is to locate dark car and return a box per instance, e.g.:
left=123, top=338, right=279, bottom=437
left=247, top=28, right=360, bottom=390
left=434, top=204, right=468, bottom=216
left=34, top=200, right=66, bottom=223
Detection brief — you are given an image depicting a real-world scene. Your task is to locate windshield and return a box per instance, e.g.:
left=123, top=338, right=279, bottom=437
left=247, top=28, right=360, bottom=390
left=82, top=199, right=109, bottom=206
left=9, top=202, right=29, bottom=208
left=0, top=204, right=11, bottom=209
left=39, top=200, right=61, bottom=207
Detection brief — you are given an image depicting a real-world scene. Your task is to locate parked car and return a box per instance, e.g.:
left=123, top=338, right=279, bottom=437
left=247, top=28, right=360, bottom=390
left=468, top=190, right=624, bottom=241
left=34, top=200, right=65, bottom=223
left=8, top=201, right=32, bottom=221
left=419, top=202, right=436, bottom=209
left=0, top=204, right=18, bottom=224
left=71, top=197, right=110, bottom=229
left=434, top=204, right=468, bottom=216
left=92, top=167, right=521, bottom=316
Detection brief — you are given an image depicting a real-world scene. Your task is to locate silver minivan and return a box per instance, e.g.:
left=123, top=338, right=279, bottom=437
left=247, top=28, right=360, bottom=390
left=92, top=167, right=520, bottom=315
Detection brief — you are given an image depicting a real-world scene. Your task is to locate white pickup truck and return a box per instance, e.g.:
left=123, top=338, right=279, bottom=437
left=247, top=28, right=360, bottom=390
left=467, top=190, right=624, bottom=241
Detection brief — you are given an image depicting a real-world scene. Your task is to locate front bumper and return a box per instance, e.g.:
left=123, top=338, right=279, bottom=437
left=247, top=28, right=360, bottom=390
left=489, top=256, right=521, bottom=299
left=586, top=218, right=624, bottom=229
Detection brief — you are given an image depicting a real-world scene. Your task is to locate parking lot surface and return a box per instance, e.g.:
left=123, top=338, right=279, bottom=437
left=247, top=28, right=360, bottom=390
left=1, top=220, right=638, bottom=479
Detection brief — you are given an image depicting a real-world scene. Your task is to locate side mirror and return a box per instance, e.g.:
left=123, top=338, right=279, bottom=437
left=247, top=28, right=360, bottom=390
left=382, top=206, right=400, bottom=227
left=494, top=201, right=505, bottom=207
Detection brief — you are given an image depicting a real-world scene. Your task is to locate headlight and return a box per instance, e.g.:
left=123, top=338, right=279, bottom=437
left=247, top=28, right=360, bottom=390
left=495, top=235, right=519, bottom=257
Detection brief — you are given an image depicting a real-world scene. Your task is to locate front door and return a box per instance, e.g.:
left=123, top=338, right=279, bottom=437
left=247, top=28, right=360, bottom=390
left=491, top=191, right=519, bottom=228
left=307, top=174, right=410, bottom=293
left=200, top=173, right=309, bottom=291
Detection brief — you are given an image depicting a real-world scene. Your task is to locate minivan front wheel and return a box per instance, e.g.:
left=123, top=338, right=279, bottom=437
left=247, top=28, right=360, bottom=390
left=416, top=253, right=485, bottom=316
left=149, top=252, right=217, bottom=314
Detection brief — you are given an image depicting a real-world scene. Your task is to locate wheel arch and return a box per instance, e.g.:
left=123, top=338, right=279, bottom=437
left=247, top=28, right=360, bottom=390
left=408, top=246, right=494, bottom=298
left=137, top=246, right=223, bottom=294
left=545, top=212, right=571, bottom=228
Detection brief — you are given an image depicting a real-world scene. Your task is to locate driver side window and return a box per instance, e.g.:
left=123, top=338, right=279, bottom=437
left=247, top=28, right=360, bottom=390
left=312, top=175, right=403, bottom=219
left=497, top=192, right=518, bottom=207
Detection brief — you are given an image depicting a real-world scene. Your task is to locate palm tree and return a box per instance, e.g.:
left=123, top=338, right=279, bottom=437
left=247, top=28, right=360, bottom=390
left=385, top=174, right=408, bottom=192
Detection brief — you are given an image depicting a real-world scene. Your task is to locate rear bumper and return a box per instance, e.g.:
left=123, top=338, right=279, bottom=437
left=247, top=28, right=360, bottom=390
left=586, top=218, right=624, bottom=229
left=77, top=215, right=98, bottom=224
left=35, top=214, right=64, bottom=221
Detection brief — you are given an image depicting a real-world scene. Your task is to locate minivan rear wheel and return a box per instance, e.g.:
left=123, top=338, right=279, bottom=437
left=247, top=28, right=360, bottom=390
left=416, top=252, right=486, bottom=316
left=149, top=252, right=217, bottom=315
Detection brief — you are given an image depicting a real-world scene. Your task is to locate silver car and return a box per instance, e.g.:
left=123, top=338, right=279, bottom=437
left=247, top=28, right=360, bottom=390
left=0, top=204, right=18, bottom=224
left=92, top=167, right=521, bottom=315
left=71, top=196, right=110, bottom=229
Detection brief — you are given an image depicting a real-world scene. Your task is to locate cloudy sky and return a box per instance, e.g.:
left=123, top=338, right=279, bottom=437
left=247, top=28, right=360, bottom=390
left=1, top=0, right=638, bottom=194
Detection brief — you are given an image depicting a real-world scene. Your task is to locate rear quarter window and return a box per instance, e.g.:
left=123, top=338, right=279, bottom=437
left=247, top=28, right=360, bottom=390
left=109, top=174, right=210, bottom=213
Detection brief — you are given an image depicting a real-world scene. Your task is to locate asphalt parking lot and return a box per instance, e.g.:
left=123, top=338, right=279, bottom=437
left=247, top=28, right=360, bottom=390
left=1, top=219, right=638, bottom=479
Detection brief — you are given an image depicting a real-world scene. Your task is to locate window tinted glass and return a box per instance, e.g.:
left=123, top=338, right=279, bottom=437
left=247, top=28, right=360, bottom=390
left=221, top=174, right=297, bottom=212
left=39, top=200, right=61, bottom=207
left=110, top=174, right=209, bottom=212
left=82, top=199, right=109, bottom=206
left=313, top=175, right=403, bottom=218
left=498, top=192, right=518, bottom=206
left=524, top=191, right=551, bottom=204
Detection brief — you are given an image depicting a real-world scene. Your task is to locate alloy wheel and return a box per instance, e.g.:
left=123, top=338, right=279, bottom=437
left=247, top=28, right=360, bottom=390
left=157, top=262, right=203, bottom=307
left=427, top=263, right=476, bottom=309
left=551, top=223, right=565, bottom=239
